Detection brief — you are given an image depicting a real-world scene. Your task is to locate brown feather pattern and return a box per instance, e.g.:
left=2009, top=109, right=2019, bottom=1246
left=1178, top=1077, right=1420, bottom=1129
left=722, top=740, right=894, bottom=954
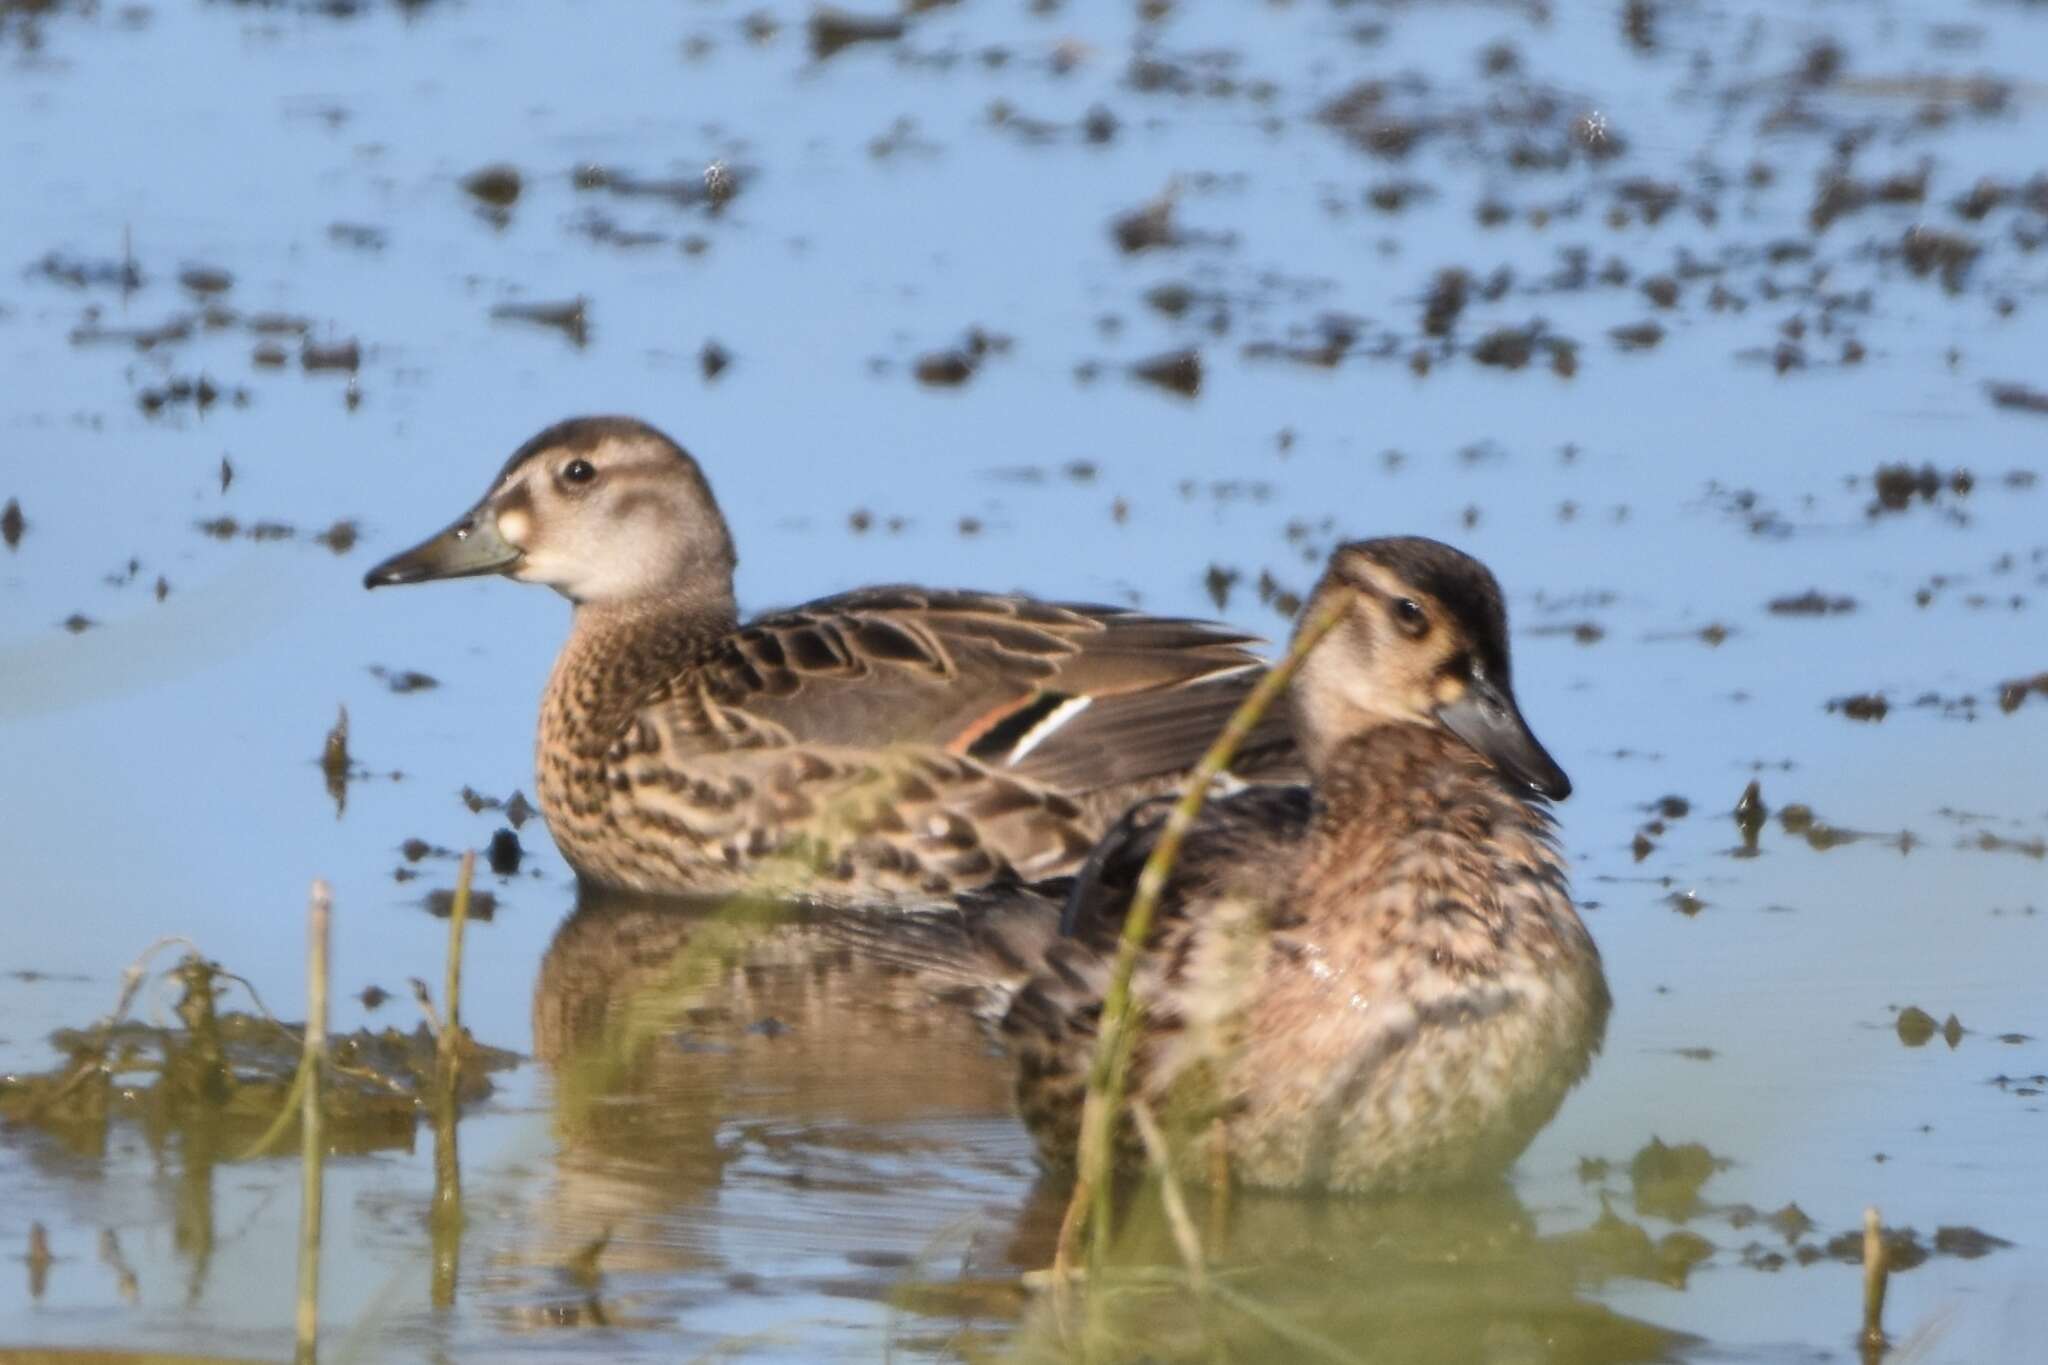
left=833, top=537, right=1610, bottom=1194
left=539, top=587, right=1290, bottom=906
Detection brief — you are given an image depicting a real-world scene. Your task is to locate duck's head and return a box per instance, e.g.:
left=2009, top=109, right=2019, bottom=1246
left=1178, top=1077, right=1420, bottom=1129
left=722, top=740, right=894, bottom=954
left=1290, top=536, right=1569, bottom=801
left=363, top=416, right=736, bottom=608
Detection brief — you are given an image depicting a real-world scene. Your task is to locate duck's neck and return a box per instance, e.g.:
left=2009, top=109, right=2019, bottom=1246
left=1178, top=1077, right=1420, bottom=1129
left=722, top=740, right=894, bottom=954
left=543, top=592, right=739, bottom=753
left=1300, top=725, right=1553, bottom=881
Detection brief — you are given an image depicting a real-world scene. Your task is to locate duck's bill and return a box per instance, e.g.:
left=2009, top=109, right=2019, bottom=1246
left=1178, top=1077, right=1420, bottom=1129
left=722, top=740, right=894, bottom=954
left=362, top=508, right=521, bottom=589
left=1437, top=681, right=1571, bottom=801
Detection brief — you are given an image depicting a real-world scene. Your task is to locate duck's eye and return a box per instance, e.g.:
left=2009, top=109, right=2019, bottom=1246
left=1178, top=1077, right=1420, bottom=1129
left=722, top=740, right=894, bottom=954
left=561, top=458, right=597, bottom=486
left=1392, top=597, right=1429, bottom=638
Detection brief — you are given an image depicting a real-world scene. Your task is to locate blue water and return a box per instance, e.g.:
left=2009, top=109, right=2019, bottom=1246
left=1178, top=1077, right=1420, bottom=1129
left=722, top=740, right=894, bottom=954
left=3, top=0, right=2046, bottom=1359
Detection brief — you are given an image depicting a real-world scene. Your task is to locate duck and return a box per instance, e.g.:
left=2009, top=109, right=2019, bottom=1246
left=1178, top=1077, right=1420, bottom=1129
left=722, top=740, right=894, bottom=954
left=363, top=416, right=1294, bottom=906
left=854, top=536, right=1607, bottom=1194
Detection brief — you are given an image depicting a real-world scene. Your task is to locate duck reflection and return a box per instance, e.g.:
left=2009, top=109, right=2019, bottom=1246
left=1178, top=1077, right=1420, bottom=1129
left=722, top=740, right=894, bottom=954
left=504, top=887, right=1682, bottom=1360
left=495, top=885, right=1030, bottom=1333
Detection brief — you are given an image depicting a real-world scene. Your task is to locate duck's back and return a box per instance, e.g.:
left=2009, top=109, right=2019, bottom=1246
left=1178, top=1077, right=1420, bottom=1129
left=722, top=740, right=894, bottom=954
left=535, top=588, right=1297, bottom=905
left=692, top=589, right=1293, bottom=785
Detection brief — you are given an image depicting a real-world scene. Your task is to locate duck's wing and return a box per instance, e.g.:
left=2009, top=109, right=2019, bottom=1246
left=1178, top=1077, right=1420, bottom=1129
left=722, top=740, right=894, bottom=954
left=825, top=783, right=1314, bottom=1021
left=977, top=784, right=1317, bottom=1163
left=692, top=587, right=1297, bottom=790
left=1055, top=783, right=1319, bottom=944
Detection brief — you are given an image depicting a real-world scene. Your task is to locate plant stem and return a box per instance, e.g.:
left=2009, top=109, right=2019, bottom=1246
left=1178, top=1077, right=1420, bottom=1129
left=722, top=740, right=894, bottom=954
left=1860, top=1205, right=1888, bottom=1359
left=1129, top=1099, right=1204, bottom=1293
left=294, top=879, right=331, bottom=1365
left=430, top=851, right=475, bottom=1308
left=1054, top=593, right=1351, bottom=1278
left=439, top=851, right=475, bottom=1086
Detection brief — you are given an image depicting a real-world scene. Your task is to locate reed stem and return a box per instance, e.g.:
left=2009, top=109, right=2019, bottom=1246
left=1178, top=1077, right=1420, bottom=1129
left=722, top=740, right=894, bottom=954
left=1054, top=593, right=1351, bottom=1278
left=439, top=851, right=475, bottom=1085
left=294, top=880, right=331, bottom=1365
left=429, top=851, right=474, bottom=1308
left=1860, top=1205, right=1889, bottom=1359
left=1129, top=1099, right=1204, bottom=1293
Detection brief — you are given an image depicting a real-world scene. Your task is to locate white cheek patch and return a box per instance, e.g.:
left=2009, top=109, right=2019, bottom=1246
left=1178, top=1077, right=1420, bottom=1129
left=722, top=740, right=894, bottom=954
left=496, top=505, right=532, bottom=548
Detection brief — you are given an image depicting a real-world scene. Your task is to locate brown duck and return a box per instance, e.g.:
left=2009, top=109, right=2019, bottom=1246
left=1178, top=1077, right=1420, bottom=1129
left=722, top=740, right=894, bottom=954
left=363, top=416, right=1292, bottom=906
left=861, top=537, right=1608, bottom=1194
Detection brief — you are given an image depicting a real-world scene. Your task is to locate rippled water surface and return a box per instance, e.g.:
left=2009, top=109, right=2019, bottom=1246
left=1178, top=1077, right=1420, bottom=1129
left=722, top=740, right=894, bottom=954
left=3, top=0, right=2046, bottom=1359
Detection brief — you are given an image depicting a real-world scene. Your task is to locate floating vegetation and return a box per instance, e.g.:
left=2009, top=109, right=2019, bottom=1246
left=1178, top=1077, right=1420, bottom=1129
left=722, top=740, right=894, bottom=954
left=1893, top=1005, right=1964, bottom=1049
left=0, top=942, right=514, bottom=1157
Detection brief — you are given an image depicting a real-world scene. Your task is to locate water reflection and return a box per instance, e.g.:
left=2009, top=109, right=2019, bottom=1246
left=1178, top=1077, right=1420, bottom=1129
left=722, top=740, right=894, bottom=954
left=993, top=1186, right=1688, bottom=1364
left=510, top=888, right=1684, bottom=1359
left=497, top=887, right=1022, bottom=1338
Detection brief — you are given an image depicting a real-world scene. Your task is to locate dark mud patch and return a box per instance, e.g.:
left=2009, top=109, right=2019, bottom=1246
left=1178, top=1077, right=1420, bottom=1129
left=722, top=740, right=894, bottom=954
left=1128, top=347, right=1202, bottom=397
left=1609, top=320, right=1664, bottom=352
left=301, top=338, right=361, bottom=372
left=907, top=327, right=1011, bottom=388
left=700, top=339, right=732, bottom=380
left=486, top=828, right=524, bottom=875
left=1987, top=381, right=2048, bottom=416
left=1865, top=463, right=1974, bottom=517
left=1108, top=185, right=1236, bottom=256
left=369, top=666, right=439, bottom=694
left=328, top=221, right=388, bottom=251
left=27, top=249, right=143, bottom=293
left=194, top=516, right=358, bottom=554
left=425, top=887, right=500, bottom=921
left=809, top=6, right=904, bottom=62
left=1528, top=621, right=1608, bottom=644
left=138, top=374, right=247, bottom=417
left=1996, top=672, right=2048, bottom=714
left=1767, top=590, right=1856, bottom=616
left=1827, top=692, right=1889, bottom=721
left=490, top=297, right=589, bottom=347
left=461, top=163, right=522, bottom=209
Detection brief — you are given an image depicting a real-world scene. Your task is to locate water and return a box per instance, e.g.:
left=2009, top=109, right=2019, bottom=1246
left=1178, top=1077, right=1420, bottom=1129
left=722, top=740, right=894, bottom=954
left=2, top=0, right=2045, bottom=1358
